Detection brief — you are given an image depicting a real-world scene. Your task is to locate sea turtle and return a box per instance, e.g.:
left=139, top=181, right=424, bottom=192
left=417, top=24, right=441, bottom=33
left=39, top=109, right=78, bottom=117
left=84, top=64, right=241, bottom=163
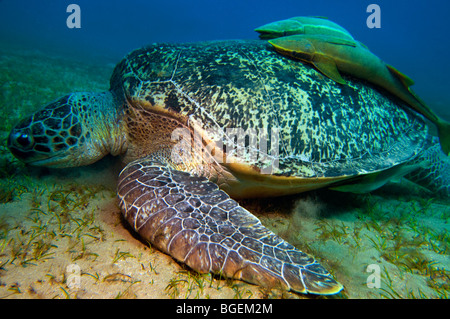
left=7, top=40, right=450, bottom=295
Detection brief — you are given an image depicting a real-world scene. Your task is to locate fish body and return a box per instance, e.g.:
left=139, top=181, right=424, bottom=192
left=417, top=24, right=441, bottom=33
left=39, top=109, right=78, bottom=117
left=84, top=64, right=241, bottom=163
left=255, top=16, right=355, bottom=41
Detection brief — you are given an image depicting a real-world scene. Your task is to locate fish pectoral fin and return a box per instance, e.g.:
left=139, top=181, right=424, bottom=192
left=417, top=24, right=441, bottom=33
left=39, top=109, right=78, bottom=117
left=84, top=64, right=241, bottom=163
left=313, top=55, right=347, bottom=85
left=387, top=64, right=415, bottom=87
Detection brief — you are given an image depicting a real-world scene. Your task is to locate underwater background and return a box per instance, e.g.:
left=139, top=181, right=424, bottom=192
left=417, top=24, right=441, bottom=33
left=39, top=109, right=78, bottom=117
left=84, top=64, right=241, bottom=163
left=0, top=0, right=449, bottom=299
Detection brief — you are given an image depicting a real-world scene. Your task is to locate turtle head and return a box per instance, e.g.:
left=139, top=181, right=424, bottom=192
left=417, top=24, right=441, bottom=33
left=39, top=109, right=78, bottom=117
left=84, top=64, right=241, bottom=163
left=8, top=91, right=127, bottom=168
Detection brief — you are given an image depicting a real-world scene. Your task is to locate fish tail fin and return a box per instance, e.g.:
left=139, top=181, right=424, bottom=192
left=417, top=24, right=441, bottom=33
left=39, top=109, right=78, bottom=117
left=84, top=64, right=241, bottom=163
left=437, top=119, right=450, bottom=156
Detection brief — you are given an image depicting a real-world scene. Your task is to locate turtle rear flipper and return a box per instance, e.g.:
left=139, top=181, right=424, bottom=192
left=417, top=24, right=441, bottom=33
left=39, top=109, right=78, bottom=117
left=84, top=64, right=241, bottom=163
left=404, top=137, right=450, bottom=197
left=117, top=159, right=343, bottom=295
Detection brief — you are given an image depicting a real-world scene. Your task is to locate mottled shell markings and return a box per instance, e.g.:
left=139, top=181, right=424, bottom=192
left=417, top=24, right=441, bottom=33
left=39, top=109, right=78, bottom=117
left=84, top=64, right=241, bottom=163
left=112, top=41, right=427, bottom=178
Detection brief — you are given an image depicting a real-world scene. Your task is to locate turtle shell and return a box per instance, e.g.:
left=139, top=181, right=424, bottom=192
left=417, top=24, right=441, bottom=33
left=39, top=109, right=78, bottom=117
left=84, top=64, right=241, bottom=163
left=109, top=40, right=428, bottom=195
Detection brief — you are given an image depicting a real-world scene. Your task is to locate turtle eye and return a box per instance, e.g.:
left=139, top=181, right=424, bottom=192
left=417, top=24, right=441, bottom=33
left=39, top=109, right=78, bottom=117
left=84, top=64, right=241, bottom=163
left=14, top=133, right=34, bottom=149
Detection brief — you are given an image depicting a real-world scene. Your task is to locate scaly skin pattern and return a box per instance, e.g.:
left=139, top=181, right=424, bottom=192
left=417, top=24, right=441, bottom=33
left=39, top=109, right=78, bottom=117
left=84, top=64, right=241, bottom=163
left=405, top=137, right=450, bottom=197
left=118, top=159, right=343, bottom=295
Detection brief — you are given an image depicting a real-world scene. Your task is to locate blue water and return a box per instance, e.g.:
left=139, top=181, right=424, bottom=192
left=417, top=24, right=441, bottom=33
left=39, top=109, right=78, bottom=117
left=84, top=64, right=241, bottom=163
left=0, top=0, right=449, bottom=119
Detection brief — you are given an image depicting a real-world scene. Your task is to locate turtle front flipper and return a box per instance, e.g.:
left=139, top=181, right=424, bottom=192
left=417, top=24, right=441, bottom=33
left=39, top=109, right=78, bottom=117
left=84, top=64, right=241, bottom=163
left=117, top=159, right=343, bottom=295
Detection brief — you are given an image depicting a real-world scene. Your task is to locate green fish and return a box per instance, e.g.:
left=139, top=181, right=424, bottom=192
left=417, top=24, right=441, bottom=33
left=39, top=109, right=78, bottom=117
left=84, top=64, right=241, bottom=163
left=269, top=34, right=450, bottom=155
left=255, top=16, right=355, bottom=41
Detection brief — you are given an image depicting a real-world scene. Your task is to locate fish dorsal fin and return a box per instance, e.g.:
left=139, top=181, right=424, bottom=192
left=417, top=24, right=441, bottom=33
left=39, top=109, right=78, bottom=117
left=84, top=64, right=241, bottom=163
left=308, top=16, right=329, bottom=20
left=387, top=64, right=415, bottom=87
left=312, top=55, right=347, bottom=85
left=357, top=41, right=369, bottom=50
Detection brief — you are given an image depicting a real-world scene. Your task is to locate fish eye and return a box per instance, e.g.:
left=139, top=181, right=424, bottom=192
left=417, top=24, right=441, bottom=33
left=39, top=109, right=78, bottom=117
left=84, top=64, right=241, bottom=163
left=15, top=133, right=34, bottom=149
